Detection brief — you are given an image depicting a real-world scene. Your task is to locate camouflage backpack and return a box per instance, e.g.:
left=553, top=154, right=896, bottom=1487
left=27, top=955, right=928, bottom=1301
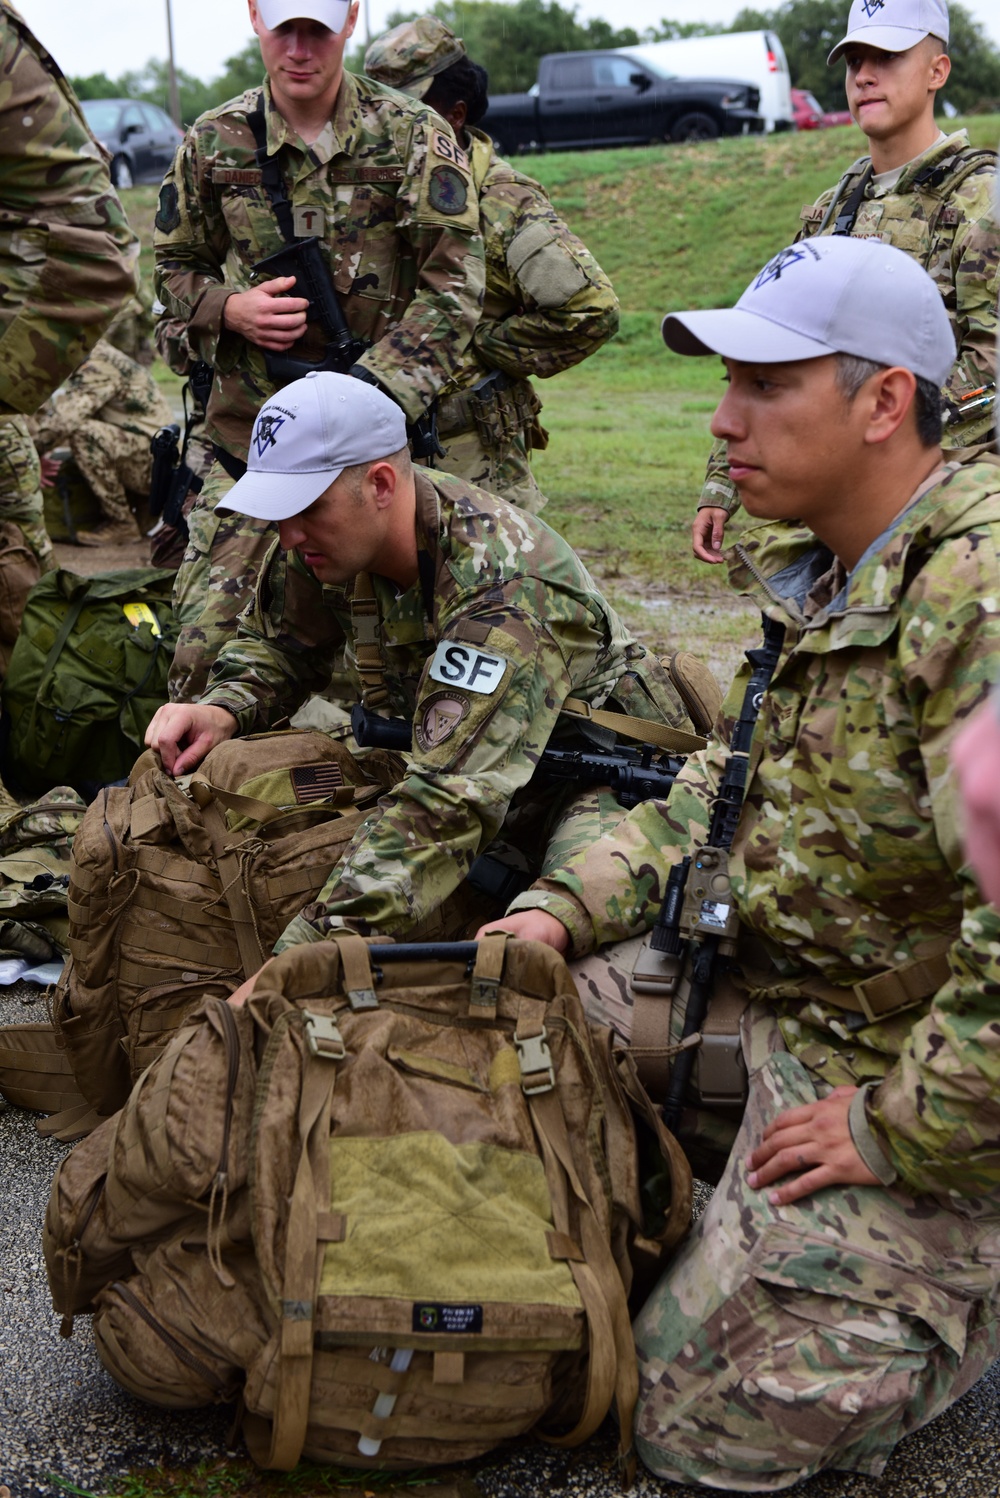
left=45, top=933, right=693, bottom=1475
left=1, top=567, right=179, bottom=798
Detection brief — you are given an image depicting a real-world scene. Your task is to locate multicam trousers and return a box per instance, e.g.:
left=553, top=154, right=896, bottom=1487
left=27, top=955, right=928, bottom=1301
left=0, top=416, right=53, bottom=567
left=570, top=939, right=1000, bottom=1489
left=69, top=421, right=152, bottom=526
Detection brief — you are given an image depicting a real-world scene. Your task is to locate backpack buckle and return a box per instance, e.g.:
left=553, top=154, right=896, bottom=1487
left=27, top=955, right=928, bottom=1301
left=515, top=1029, right=555, bottom=1095
left=303, top=1011, right=346, bottom=1061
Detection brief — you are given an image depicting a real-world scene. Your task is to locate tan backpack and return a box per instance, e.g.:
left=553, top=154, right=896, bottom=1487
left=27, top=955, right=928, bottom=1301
left=45, top=934, right=692, bottom=1476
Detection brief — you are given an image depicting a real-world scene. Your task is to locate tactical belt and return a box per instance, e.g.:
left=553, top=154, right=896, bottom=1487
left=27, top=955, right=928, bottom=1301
left=212, top=445, right=248, bottom=483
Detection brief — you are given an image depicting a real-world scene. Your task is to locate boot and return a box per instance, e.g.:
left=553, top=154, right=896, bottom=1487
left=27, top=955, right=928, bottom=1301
left=74, top=519, right=140, bottom=547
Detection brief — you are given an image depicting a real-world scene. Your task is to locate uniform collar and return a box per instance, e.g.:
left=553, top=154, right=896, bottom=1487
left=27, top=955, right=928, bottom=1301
left=261, top=70, right=363, bottom=165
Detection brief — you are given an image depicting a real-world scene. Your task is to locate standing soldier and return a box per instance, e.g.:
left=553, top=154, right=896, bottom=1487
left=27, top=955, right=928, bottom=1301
left=364, top=16, right=620, bottom=513
left=28, top=340, right=174, bottom=546
left=0, top=3, right=140, bottom=640
left=692, top=0, right=997, bottom=563
left=155, top=0, right=486, bottom=702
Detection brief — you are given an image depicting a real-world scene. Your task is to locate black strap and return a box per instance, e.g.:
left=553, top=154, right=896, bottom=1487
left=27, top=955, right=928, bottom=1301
left=831, top=163, right=874, bottom=236
left=212, top=445, right=248, bottom=482
left=246, top=94, right=297, bottom=244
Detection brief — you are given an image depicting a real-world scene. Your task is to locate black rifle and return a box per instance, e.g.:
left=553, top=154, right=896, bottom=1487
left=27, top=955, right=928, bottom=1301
left=147, top=360, right=212, bottom=540
left=251, top=236, right=368, bottom=385
left=351, top=704, right=683, bottom=810
left=653, top=613, right=786, bottom=1137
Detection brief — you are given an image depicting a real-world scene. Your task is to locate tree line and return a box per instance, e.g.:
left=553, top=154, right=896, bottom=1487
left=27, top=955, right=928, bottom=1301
left=70, top=0, right=1000, bottom=125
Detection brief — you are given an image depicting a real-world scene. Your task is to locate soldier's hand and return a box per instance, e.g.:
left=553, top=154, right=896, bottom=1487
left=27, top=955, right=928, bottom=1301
left=692, top=506, right=728, bottom=564
left=144, top=702, right=238, bottom=776
left=475, top=910, right=571, bottom=953
left=39, top=454, right=61, bottom=487
left=745, top=1086, right=880, bottom=1205
left=223, top=276, right=309, bottom=351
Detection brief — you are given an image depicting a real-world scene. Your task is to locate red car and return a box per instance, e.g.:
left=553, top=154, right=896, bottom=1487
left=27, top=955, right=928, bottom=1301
left=792, top=87, right=856, bottom=130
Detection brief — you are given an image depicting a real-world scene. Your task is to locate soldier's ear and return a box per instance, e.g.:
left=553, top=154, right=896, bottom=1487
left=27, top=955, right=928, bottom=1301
left=366, top=459, right=398, bottom=508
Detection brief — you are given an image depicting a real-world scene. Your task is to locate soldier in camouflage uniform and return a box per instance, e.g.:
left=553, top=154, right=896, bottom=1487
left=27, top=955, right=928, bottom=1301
left=28, top=339, right=173, bottom=545
left=145, top=372, right=700, bottom=969
left=0, top=417, right=52, bottom=569
left=692, top=0, right=997, bottom=564
left=0, top=2, right=138, bottom=418
left=485, top=238, right=1000, bottom=1486
left=364, top=17, right=619, bottom=513
left=156, top=0, right=486, bottom=702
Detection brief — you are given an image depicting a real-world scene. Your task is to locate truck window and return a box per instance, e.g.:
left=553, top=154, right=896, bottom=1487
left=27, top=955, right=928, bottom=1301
left=595, top=57, right=644, bottom=88
left=549, top=57, right=596, bottom=89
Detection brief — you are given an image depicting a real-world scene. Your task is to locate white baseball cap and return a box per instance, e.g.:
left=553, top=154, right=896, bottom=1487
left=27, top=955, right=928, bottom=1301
left=662, top=235, right=955, bottom=387
left=827, top=0, right=949, bottom=65
left=256, top=0, right=353, bottom=34
left=220, top=371, right=408, bottom=522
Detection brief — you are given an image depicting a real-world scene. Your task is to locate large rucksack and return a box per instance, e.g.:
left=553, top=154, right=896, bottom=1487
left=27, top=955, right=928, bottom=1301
left=45, top=933, right=692, bottom=1474
left=52, top=730, right=493, bottom=1123
left=1, top=567, right=179, bottom=797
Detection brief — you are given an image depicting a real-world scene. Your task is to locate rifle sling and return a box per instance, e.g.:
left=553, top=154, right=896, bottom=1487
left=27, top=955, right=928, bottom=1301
left=246, top=97, right=297, bottom=244
left=562, top=698, right=707, bottom=754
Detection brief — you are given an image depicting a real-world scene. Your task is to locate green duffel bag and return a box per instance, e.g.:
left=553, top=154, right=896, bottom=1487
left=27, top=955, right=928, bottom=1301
left=1, top=567, right=178, bottom=798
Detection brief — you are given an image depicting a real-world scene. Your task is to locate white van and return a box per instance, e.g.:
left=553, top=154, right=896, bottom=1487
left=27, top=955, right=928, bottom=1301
left=616, top=31, right=794, bottom=134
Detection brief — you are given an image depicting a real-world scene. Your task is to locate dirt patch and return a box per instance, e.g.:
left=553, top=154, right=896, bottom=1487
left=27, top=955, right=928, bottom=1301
left=51, top=532, right=162, bottom=577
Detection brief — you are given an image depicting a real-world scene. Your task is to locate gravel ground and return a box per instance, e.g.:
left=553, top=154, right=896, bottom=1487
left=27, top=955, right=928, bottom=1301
left=3, top=977, right=1000, bottom=1498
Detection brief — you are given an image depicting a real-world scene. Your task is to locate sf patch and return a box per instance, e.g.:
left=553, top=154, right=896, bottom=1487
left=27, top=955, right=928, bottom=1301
left=415, top=691, right=470, bottom=752
left=154, top=181, right=181, bottom=234
left=427, top=164, right=468, bottom=216
left=428, top=640, right=509, bottom=694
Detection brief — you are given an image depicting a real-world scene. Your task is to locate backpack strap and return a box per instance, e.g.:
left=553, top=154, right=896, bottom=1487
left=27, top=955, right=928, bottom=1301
left=188, top=781, right=268, bottom=976
left=23, top=591, right=88, bottom=771
left=350, top=572, right=391, bottom=711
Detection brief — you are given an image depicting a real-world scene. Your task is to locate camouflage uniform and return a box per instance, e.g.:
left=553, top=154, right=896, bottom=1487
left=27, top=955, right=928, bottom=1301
left=28, top=339, right=173, bottom=527
left=510, top=459, right=1000, bottom=1486
left=365, top=20, right=619, bottom=515
left=156, top=72, right=484, bottom=701
left=200, top=467, right=694, bottom=945
left=0, top=415, right=52, bottom=567
left=0, top=2, right=139, bottom=417
left=699, top=131, right=999, bottom=515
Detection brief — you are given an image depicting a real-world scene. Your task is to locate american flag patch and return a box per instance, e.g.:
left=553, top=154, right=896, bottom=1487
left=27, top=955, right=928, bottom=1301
left=291, top=763, right=345, bottom=802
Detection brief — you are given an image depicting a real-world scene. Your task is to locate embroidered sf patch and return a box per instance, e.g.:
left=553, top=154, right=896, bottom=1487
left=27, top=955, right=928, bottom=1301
left=154, top=181, right=180, bottom=234
left=415, top=692, right=470, bottom=751
left=431, top=129, right=469, bottom=174
left=427, top=164, right=468, bottom=215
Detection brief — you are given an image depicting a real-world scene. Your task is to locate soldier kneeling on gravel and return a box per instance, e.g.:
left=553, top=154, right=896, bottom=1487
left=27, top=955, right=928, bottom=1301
left=482, top=236, right=1000, bottom=1487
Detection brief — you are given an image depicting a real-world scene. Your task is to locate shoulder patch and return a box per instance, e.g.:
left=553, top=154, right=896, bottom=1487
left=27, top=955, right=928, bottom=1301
left=428, top=639, right=509, bottom=693
left=427, top=164, right=468, bottom=216
left=431, top=130, right=469, bottom=174
left=415, top=691, right=471, bottom=751
left=154, top=181, right=181, bottom=235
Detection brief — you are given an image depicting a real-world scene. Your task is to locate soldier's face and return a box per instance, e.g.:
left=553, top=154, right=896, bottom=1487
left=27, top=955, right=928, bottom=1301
left=711, top=355, right=866, bottom=526
left=249, top=2, right=359, bottom=107
left=278, top=467, right=388, bottom=584
left=842, top=39, right=950, bottom=141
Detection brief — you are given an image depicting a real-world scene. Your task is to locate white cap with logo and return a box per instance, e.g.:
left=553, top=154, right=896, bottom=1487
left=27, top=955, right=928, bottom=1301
left=221, top=371, right=408, bottom=522
left=256, top=0, right=353, bottom=35
left=827, top=0, right=949, bottom=65
left=661, top=235, right=955, bottom=386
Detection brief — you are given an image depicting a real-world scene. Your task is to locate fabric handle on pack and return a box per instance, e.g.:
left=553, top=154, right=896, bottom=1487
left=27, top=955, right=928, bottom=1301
left=189, top=777, right=357, bottom=826
left=562, top=697, right=707, bottom=753
left=23, top=592, right=88, bottom=764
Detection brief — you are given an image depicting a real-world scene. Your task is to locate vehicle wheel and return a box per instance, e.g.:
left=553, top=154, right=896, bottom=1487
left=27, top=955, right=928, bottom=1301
left=110, top=154, right=134, bottom=190
left=671, top=112, right=720, bottom=144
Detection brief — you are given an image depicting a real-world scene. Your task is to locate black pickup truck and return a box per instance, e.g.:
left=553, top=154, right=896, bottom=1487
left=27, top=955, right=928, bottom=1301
left=483, top=51, right=763, bottom=154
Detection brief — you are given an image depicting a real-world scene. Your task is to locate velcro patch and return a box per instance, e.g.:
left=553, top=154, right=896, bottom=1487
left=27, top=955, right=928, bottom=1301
left=293, top=204, right=325, bottom=236
left=412, top=1302, right=483, bottom=1334
left=428, top=640, right=509, bottom=694
left=211, top=168, right=263, bottom=186
left=290, top=763, right=346, bottom=802
left=431, top=129, right=469, bottom=174
left=427, top=163, right=468, bottom=215
left=799, top=204, right=824, bottom=223
left=329, top=166, right=407, bottom=184
left=415, top=691, right=470, bottom=752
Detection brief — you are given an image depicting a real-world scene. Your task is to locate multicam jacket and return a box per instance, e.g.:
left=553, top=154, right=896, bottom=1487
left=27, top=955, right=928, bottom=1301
left=514, top=461, right=1000, bottom=1200
left=154, top=72, right=485, bottom=457
left=700, top=131, right=999, bottom=511
left=201, top=468, right=692, bottom=944
left=441, top=126, right=618, bottom=400
left=28, top=339, right=172, bottom=451
left=0, top=3, right=139, bottom=416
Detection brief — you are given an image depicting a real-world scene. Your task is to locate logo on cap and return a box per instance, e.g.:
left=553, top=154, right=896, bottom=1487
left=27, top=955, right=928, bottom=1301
left=861, top=0, right=885, bottom=16
left=254, top=412, right=285, bottom=459
left=753, top=245, right=815, bottom=289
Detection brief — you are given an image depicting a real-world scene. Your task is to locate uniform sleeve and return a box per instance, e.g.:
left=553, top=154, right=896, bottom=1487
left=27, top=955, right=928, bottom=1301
left=275, top=594, right=597, bottom=946
left=471, top=182, right=619, bottom=380
left=27, top=348, right=120, bottom=451
left=697, top=436, right=740, bottom=514
left=153, top=131, right=240, bottom=372
left=200, top=546, right=348, bottom=728
left=940, top=170, right=1000, bottom=447
left=0, top=14, right=139, bottom=415
left=869, top=526, right=1000, bottom=1198
left=354, top=117, right=485, bottom=421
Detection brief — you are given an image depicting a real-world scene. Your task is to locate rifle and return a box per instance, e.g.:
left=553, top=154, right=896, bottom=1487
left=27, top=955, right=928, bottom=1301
left=350, top=704, right=684, bottom=810
left=631, top=613, right=786, bottom=1137
left=147, top=360, right=212, bottom=540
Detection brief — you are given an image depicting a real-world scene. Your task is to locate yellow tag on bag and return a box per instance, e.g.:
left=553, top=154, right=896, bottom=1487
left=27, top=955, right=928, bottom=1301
left=122, top=602, right=162, bottom=637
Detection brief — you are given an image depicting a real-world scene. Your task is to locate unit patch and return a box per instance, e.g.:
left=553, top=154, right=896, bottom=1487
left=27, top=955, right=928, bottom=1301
left=154, top=182, right=180, bottom=234
left=293, top=204, right=325, bottom=237
left=428, top=640, right=509, bottom=694
left=415, top=692, right=470, bottom=751
left=412, top=1302, right=483, bottom=1334
left=431, top=130, right=469, bottom=174
left=427, top=164, right=468, bottom=215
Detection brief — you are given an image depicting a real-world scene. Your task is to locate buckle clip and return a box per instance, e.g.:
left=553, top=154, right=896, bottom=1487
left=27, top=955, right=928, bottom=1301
left=515, top=1029, right=555, bottom=1095
left=303, top=1011, right=346, bottom=1060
